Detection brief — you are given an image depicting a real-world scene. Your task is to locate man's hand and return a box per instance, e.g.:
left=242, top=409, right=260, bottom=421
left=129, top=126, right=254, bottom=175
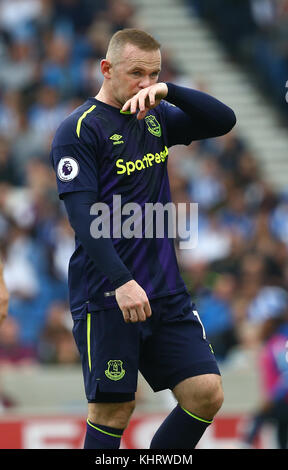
left=115, top=279, right=152, bottom=323
left=122, top=82, right=168, bottom=120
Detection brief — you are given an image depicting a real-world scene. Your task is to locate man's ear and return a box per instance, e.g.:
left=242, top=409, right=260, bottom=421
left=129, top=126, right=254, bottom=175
left=100, top=59, right=112, bottom=79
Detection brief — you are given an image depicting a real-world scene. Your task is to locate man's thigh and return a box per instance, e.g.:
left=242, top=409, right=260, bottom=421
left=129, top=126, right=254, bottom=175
left=72, top=308, right=141, bottom=400
left=139, top=292, right=220, bottom=393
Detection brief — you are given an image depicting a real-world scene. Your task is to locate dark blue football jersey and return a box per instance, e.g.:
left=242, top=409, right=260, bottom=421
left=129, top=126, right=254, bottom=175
left=51, top=97, right=189, bottom=314
left=50, top=86, right=236, bottom=316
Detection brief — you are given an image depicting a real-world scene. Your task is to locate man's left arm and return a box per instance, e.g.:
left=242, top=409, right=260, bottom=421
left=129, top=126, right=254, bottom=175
left=122, top=82, right=236, bottom=146
left=163, top=82, right=236, bottom=146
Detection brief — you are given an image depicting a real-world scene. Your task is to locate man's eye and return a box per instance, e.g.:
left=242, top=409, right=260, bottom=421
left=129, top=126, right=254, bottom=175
left=132, top=71, right=141, bottom=77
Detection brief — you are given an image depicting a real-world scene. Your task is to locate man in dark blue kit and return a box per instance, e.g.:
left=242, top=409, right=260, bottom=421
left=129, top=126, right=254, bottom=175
left=50, top=28, right=236, bottom=449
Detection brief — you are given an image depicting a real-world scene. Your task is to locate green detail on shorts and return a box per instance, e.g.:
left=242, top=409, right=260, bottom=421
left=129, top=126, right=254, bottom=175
left=87, top=313, right=91, bottom=372
left=145, top=114, right=161, bottom=137
left=76, top=104, right=96, bottom=138
left=105, top=360, right=125, bottom=381
left=87, top=419, right=122, bottom=438
left=181, top=406, right=213, bottom=424
left=209, top=343, right=214, bottom=354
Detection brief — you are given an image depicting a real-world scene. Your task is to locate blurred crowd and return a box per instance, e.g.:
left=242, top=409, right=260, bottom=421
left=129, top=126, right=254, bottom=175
left=0, top=0, right=140, bottom=367
left=0, top=0, right=287, bottom=429
left=188, top=0, right=288, bottom=120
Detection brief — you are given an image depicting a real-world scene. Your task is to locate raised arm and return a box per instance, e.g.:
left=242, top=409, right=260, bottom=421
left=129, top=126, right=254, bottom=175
left=121, top=82, right=236, bottom=146
left=164, top=82, right=236, bottom=145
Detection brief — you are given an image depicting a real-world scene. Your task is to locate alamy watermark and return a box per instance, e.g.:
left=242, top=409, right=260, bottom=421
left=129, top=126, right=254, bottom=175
left=90, top=195, right=198, bottom=249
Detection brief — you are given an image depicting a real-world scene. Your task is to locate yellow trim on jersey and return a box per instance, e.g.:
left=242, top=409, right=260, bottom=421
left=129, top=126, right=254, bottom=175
left=76, top=104, right=96, bottom=138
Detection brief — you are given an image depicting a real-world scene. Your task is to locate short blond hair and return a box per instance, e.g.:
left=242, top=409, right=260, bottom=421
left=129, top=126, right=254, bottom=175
left=106, top=28, right=161, bottom=64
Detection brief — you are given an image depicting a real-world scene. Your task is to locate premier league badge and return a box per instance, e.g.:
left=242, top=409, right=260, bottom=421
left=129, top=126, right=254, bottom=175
left=57, top=157, right=79, bottom=181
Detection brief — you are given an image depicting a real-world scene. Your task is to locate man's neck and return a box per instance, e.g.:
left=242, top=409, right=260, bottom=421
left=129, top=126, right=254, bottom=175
left=95, top=86, right=121, bottom=109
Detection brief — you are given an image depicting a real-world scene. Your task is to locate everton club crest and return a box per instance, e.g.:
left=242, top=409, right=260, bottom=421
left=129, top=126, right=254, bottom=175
left=145, top=115, right=162, bottom=137
left=105, top=360, right=126, bottom=381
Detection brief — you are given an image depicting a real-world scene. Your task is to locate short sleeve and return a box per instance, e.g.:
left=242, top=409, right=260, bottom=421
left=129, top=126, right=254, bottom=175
left=50, top=118, right=100, bottom=199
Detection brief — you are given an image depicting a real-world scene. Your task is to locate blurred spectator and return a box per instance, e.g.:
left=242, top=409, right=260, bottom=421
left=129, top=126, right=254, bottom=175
left=242, top=289, right=288, bottom=448
left=28, top=85, right=70, bottom=139
left=3, top=222, right=40, bottom=300
left=270, top=192, right=288, bottom=247
left=188, top=156, right=226, bottom=211
left=197, top=273, right=239, bottom=361
left=239, top=252, right=268, bottom=299
left=219, top=187, right=255, bottom=241
left=51, top=0, right=105, bottom=34
left=48, top=216, right=74, bottom=283
left=0, top=258, right=9, bottom=328
left=0, top=0, right=43, bottom=37
left=248, top=286, right=288, bottom=322
left=0, top=91, right=22, bottom=139
left=178, top=212, right=232, bottom=266
left=216, top=132, right=247, bottom=177
left=105, top=0, right=136, bottom=32
left=0, top=136, right=20, bottom=186
left=37, top=301, right=79, bottom=364
left=10, top=110, right=47, bottom=182
left=0, top=36, right=38, bottom=92
left=0, top=316, right=36, bottom=365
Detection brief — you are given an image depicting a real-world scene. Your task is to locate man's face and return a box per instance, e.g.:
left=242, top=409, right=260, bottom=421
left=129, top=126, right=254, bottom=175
left=108, top=44, right=161, bottom=108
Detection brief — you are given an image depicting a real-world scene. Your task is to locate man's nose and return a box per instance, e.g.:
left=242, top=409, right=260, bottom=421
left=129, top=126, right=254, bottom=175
left=139, top=76, right=151, bottom=89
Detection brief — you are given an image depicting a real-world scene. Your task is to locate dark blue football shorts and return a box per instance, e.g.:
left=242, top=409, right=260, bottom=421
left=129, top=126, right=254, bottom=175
left=72, top=291, right=220, bottom=403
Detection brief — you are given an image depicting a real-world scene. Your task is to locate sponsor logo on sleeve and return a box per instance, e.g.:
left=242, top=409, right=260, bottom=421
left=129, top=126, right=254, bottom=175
left=57, top=157, right=79, bottom=181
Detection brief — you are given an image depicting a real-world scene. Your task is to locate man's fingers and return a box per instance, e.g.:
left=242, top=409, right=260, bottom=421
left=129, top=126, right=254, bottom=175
left=122, top=89, right=152, bottom=115
left=136, top=305, right=147, bottom=322
left=122, top=302, right=152, bottom=323
left=128, top=308, right=138, bottom=323
left=138, top=91, right=147, bottom=112
left=122, top=307, right=139, bottom=323
left=122, top=307, right=130, bottom=323
left=136, top=108, right=148, bottom=120
left=116, top=280, right=152, bottom=323
left=130, top=98, right=137, bottom=115
left=148, top=89, right=156, bottom=107
left=144, top=301, right=152, bottom=318
left=121, top=99, right=131, bottom=112
left=122, top=83, right=167, bottom=115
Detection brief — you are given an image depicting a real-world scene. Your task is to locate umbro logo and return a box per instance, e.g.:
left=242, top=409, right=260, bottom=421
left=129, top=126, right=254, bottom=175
left=110, top=134, right=124, bottom=145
